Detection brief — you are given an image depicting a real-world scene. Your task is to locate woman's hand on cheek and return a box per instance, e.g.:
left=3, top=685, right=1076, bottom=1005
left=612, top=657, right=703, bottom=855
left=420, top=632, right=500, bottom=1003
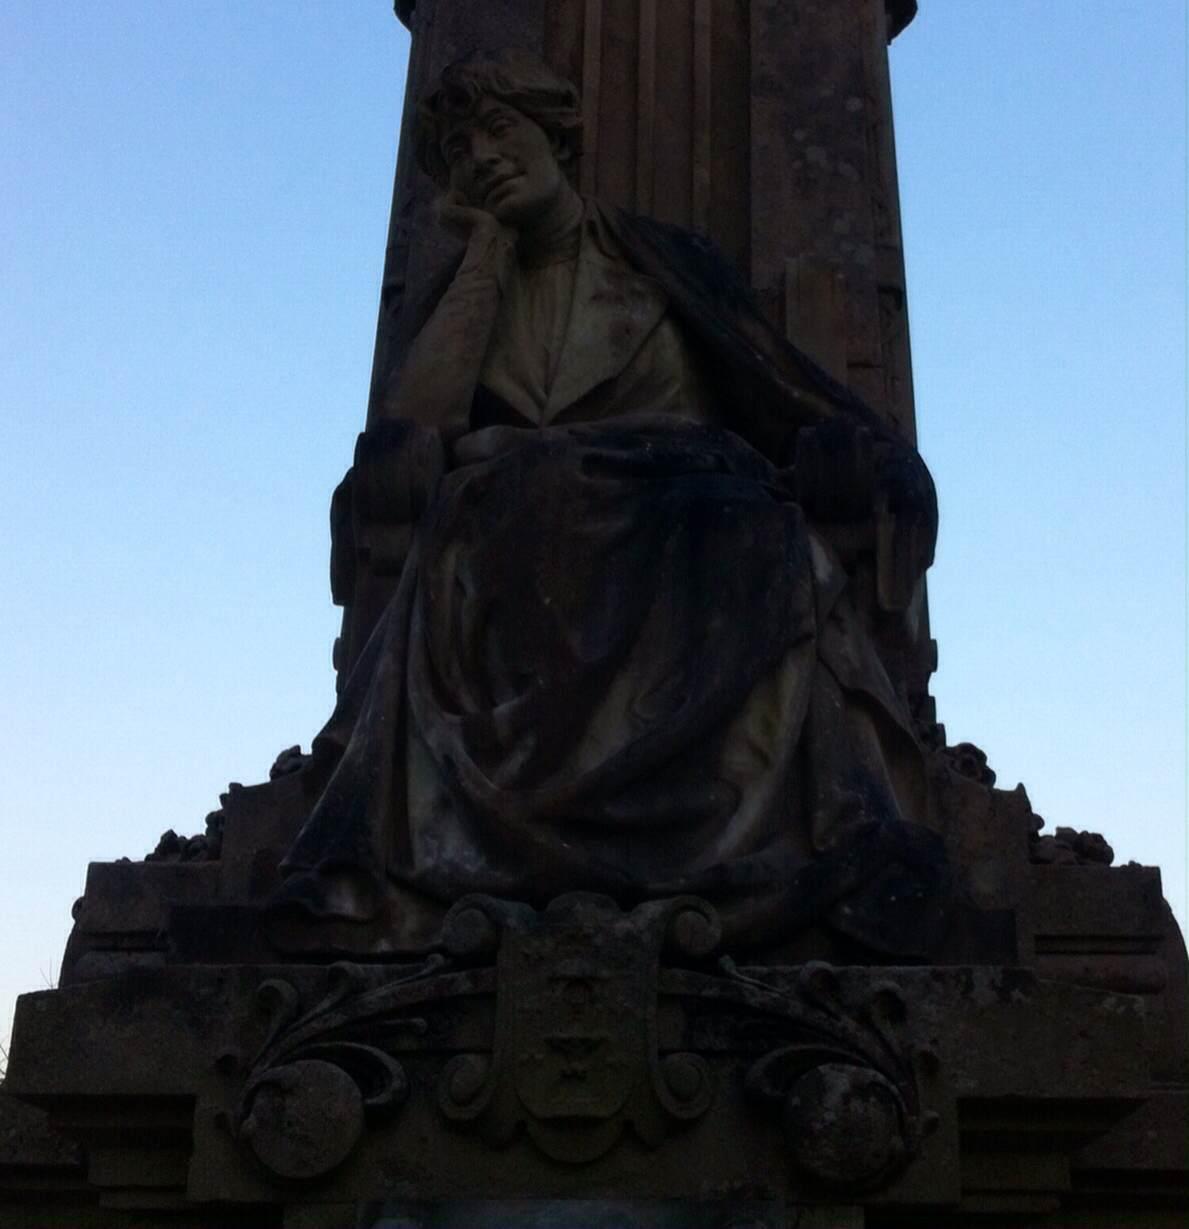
left=437, top=190, right=518, bottom=245
left=437, top=190, right=518, bottom=283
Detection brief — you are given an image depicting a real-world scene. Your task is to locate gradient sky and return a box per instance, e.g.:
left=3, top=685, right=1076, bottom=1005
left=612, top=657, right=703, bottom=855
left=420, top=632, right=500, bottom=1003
left=1, top=2, right=1185, bottom=1047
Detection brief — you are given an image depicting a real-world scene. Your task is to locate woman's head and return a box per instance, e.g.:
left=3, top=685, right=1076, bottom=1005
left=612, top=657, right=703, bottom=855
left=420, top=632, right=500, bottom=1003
left=416, top=50, right=583, bottom=226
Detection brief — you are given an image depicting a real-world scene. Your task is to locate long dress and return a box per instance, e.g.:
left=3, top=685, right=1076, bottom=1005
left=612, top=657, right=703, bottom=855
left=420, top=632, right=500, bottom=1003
left=272, top=205, right=951, bottom=959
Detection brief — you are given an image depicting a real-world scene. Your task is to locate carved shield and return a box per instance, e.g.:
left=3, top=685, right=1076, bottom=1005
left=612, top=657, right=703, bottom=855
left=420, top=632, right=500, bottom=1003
left=505, top=914, right=651, bottom=1122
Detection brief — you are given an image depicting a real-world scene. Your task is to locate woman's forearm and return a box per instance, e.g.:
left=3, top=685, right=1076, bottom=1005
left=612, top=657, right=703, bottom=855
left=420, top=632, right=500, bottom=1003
left=387, top=226, right=515, bottom=439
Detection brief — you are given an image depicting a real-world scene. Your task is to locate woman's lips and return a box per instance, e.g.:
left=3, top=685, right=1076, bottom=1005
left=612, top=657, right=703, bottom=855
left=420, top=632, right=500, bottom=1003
left=484, top=175, right=519, bottom=204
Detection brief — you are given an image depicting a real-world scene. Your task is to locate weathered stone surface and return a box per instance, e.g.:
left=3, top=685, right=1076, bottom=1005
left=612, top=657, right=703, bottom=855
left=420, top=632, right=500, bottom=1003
left=0, top=1100, right=105, bottom=1229
left=1075, top=1089, right=1189, bottom=1175
left=2, top=2, right=1186, bottom=1224
left=1029, top=864, right=1165, bottom=939
left=70, top=859, right=221, bottom=939
left=0, top=1091, right=80, bottom=1170
left=357, top=1200, right=791, bottom=1227
left=781, top=1062, right=907, bottom=1188
left=4, top=937, right=1161, bottom=1213
left=241, top=1058, right=366, bottom=1181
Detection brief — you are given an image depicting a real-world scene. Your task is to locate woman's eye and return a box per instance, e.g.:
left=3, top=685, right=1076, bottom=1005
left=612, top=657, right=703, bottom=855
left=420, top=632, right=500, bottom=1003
left=489, top=121, right=511, bottom=137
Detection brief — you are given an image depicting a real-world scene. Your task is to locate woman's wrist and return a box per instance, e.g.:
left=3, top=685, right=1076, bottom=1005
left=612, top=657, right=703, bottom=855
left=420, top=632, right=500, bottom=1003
left=458, top=221, right=516, bottom=286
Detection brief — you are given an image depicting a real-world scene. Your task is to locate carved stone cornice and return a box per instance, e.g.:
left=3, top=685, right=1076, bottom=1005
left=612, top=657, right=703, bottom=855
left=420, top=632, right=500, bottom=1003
left=887, top=0, right=919, bottom=42
left=395, top=2, right=919, bottom=43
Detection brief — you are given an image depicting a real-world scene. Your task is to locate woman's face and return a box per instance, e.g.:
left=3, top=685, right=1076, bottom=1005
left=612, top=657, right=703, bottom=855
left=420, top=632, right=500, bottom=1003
left=440, top=96, right=567, bottom=228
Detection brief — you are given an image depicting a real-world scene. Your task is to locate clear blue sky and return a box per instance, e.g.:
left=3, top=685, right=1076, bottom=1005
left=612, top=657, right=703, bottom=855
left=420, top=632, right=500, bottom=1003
left=1, top=3, right=1185, bottom=1044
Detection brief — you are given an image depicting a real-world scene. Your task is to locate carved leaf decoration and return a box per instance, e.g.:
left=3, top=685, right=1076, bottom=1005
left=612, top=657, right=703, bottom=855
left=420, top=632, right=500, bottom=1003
left=234, top=961, right=448, bottom=1180
left=730, top=962, right=926, bottom=1191
left=253, top=958, right=441, bottom=1073
left=251, top=978, right=302, bottom=1065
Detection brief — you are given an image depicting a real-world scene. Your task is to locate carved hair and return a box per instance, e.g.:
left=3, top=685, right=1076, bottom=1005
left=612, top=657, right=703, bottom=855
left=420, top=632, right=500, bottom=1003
left=416, top=49, right=583, bottom=186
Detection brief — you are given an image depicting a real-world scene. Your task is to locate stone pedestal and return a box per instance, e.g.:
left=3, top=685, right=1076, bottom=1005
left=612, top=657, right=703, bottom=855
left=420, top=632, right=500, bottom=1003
left=6, top=885, right=1185, bottom=1225
left=3, top=749, right=1187, bottom=1224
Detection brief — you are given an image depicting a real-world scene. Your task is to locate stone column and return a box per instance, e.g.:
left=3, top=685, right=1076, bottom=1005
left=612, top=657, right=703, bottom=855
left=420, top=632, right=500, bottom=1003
left=371, top=0, right=918, bottom=440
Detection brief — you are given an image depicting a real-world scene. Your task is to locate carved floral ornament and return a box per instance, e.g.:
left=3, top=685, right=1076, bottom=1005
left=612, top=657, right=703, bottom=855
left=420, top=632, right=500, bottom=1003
left=224, top=894, right=940, bottom=1190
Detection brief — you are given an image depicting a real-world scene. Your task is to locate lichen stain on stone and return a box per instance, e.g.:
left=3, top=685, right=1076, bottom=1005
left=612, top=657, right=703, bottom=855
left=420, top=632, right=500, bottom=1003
left=963, top=968, right=1035, bottom=1008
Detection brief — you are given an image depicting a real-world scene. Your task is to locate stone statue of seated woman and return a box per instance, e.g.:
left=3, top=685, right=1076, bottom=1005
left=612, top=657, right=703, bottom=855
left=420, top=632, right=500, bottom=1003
left=270, top=49, right=950, bottom=961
